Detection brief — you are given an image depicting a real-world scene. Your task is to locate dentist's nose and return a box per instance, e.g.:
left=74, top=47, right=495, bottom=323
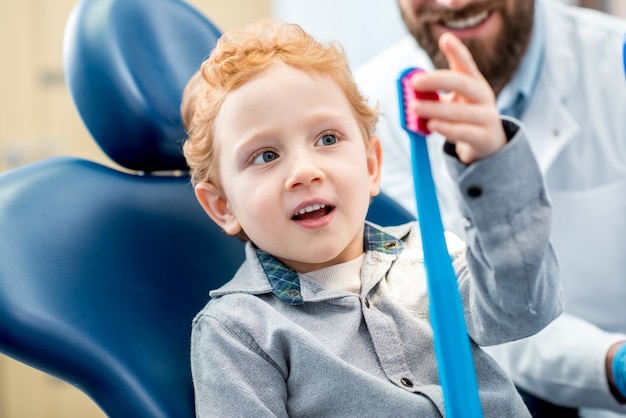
left=284, top=156, right=325, bottom=190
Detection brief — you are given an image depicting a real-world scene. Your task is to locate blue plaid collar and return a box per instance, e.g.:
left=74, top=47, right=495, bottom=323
left=255, top=223, right=405, bottom=305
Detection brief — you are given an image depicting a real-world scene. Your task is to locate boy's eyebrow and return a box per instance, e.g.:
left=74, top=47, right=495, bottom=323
left=233, top=111, right=350, bottom=153
left=231, top=128, right=273, bottom=153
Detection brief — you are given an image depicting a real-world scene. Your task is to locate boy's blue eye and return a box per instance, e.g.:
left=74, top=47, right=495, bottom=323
left=316, top=134, right=338, bottom=146
left=252, top=150, right=278, bottom=165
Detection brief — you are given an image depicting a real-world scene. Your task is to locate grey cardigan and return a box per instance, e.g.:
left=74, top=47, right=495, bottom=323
left=191, top=120, right=562, bottom=417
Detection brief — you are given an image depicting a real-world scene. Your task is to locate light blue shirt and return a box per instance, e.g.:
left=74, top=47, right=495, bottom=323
left=497, top=2, right=545, bottom=119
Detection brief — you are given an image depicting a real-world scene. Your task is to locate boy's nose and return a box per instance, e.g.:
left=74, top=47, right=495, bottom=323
left=284, top=157, right=326, bottom=190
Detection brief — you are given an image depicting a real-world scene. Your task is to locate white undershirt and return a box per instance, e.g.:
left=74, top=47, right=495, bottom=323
left=306, top=253, right=364, bottom=294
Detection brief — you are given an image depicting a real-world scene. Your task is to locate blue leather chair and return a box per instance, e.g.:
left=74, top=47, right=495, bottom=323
left=0, top=0, right=413, bottom=417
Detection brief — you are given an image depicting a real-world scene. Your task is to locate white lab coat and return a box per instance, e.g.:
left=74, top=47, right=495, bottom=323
left=355, top=0, right=626, bottom=416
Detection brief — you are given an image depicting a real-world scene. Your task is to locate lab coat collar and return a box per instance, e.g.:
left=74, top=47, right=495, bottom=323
left=538, top=0, right=578, bottom=100
left=521, top=0, right=579, bottom=173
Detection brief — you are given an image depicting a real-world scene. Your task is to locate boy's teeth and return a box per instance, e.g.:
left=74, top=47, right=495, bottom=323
left=298, top=203, right=326, bottom=215
left=444, top=11, right=489, bottom=30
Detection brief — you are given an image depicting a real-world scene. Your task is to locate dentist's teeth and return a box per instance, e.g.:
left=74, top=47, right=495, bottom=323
left=444, top=11, right=488, bottom=30
left=297, top=203, right=326, bottom=215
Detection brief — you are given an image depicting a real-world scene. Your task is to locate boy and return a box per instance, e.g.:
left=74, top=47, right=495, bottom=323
left=182, top=20, right=561, bottom=417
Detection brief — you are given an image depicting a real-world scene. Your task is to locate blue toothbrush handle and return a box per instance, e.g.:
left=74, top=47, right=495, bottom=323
left=409, top=132, right=483, bottom=418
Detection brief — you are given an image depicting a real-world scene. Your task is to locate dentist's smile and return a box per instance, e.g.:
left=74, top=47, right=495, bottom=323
left=442, top=10, right=490, bottom=30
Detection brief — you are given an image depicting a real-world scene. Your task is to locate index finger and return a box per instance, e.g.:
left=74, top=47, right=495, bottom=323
left=438, top=32, right=483, bottom=79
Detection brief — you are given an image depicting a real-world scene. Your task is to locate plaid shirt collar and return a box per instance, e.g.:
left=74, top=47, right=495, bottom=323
left=255, top=223, right=405, bottom=305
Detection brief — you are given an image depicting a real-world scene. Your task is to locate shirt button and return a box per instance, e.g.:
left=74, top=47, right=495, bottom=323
left=466, top=185, right=482, bottom=198
left=384, top=241, right=398, bottom=250
left=401, top=377, right=414, bottom=387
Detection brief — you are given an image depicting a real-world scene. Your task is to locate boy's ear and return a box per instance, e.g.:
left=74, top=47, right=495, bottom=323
left=366, top=135, right=383, bottom=197
left=194, top=182, right=242, bottom=236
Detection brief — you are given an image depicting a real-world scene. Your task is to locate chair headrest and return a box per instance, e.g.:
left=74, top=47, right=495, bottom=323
left=63, top=0, right=221, bottom=172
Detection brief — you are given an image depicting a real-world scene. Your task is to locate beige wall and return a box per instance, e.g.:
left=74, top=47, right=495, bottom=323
left=189, top=0, right=271, bottom=31
left=0, top=1, right=101, bottom=173
left=0, top=1, right=269, bottom=417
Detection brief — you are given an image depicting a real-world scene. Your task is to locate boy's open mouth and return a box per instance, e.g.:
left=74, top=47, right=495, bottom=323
left=292, top=203, right=334, bottom=221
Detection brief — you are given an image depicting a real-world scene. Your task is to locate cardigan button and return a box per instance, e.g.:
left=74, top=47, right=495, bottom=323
left=364, top=298, right=371, bottom=308
left=400, top=377, right=414, bottom=387
left=466, top=185, right=482, bottom=198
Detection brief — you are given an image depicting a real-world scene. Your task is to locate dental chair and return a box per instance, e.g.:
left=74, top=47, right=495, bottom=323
left=0, top=0, right=414, bottom=416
